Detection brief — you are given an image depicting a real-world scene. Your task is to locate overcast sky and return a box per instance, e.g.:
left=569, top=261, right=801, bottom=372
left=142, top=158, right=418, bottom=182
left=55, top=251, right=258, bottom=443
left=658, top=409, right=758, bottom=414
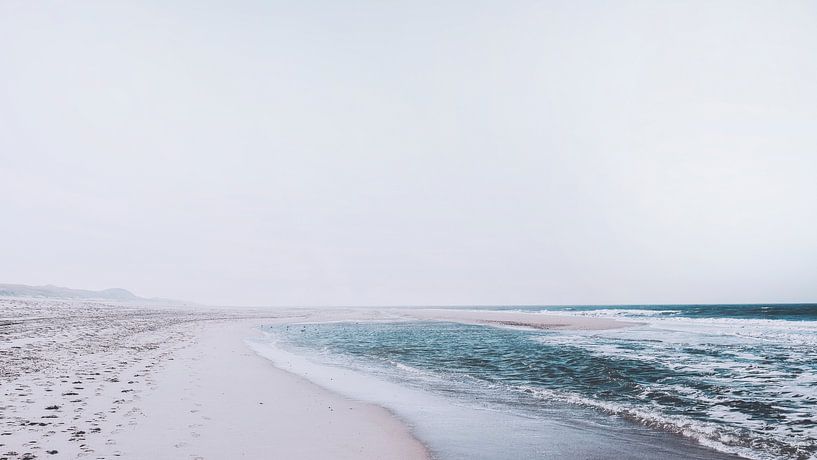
left=1, top=1, right=816, bottom=306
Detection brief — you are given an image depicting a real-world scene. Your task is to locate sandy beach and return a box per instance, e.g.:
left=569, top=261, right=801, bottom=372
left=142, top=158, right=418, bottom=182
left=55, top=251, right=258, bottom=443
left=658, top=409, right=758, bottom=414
left=0, top=300, right=431, bottom=460
left=0, top=300, right=643, bottom=459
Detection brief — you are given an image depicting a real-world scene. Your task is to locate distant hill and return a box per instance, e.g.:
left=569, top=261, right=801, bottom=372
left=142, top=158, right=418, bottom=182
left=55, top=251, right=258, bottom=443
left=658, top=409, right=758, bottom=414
left=0, top=283, right=190, bottom=305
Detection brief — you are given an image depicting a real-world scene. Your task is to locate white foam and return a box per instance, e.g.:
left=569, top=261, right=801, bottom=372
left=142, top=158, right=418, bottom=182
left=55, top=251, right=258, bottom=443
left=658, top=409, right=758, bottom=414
left=519, top=385, right=783, bottom=460
left=525, top=313, right=817, bottom=459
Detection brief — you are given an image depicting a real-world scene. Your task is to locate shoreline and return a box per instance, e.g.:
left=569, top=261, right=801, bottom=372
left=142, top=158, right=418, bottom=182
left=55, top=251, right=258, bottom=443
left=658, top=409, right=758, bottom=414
left=251, top=317, right=744, bottom=460
left=242, top=306, right=641, bottom=330
left=115, top=319, right=431, bottom=459
left=3, top=300, right=809, bottom=459
left=0, top=299, right=430, bottom=459
left=0, top=300, right=657, bottom=460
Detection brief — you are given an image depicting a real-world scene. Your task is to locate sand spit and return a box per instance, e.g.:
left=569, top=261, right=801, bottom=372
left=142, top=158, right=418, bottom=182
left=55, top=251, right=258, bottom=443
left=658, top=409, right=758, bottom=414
left=397, top=308, right=641, bottom=330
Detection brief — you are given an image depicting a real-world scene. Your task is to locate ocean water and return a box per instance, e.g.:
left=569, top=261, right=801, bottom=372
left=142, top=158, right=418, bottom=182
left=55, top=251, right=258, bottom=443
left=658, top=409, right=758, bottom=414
left=255, top=304, right=817, bottom=460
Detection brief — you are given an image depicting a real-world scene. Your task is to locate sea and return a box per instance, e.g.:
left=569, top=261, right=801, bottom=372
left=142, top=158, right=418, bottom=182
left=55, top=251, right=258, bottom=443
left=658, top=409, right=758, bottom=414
left=248, top=304, right=817, bottom=460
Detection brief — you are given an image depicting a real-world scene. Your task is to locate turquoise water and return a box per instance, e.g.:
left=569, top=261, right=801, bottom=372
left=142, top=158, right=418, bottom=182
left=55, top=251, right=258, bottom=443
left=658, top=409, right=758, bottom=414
left=261, top=304, right=817, bottom=460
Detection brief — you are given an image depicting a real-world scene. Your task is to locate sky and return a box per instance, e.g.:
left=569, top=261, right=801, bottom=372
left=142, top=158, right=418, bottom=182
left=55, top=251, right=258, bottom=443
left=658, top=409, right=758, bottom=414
left=1, top=1, right=816, bottom=307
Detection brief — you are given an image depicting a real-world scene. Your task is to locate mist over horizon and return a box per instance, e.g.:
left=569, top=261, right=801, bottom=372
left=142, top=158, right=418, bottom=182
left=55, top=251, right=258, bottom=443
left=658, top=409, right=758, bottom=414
left=1, top=281, right=815, bottom=309
left=2, top=1, right=816, bottom=306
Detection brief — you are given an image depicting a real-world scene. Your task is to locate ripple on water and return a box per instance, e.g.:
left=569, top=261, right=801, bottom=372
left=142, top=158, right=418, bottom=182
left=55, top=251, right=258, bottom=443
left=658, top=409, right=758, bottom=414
left=268, top=312, right=817, bottom=460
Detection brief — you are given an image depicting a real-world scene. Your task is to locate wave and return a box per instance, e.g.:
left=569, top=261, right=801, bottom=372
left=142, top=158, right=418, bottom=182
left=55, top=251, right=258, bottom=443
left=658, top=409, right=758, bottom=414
left=527, top=304, right=817, bottom=322
left=535, top=308, right=817, bottom=347
left=515, top=385, right=813, bottom=460
left=263, top=319, right=817, bottom=460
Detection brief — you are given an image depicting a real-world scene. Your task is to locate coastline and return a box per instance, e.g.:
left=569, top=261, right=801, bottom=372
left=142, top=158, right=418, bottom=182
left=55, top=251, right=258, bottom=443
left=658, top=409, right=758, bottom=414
left=251, top=316, right=745, bottom=460
left=115, top=319, right=431, bottom=459
left=0, top=300, right=658, bottom=460
left=0, top=300, right=430, bottom=459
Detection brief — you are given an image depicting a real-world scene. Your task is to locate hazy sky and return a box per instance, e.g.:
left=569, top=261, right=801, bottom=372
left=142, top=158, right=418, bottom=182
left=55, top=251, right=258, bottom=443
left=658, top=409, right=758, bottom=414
left=1, top=1, right=816, bottom=306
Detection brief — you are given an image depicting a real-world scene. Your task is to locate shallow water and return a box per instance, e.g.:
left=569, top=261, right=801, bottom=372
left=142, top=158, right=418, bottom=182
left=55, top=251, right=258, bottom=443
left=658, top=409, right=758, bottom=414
left=259, top=304, right=817, bottom=460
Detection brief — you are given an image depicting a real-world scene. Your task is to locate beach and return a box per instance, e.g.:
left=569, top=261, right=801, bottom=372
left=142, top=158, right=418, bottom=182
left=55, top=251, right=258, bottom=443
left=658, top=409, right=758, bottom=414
left=0, top=300, right=642, bottom=459
left=257, top=305, right=816, bottom=460
left=0, top=300, right=430, bottom=459
left=3, top=1, right=814, bottom=457
left=5, top=300, right=811, bottom=459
